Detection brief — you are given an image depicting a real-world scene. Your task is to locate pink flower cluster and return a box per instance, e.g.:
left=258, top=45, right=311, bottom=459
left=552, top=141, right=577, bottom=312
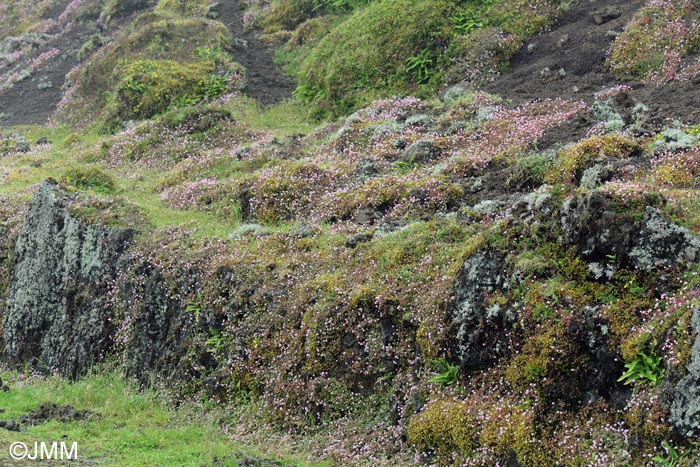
left=607, top=0, right=700, bottom=83
left=28, top=48, right=60, bottom=71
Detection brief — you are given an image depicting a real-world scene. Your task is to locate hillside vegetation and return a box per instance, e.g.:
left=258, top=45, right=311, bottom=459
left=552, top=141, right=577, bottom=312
left=2, top=0, right=700, bottom=466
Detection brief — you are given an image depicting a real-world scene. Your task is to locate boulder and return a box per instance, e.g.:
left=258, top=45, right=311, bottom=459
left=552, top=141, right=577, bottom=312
left=559, top=192, right=700, bottom=271
left=399, top=140, right=440, bottom=164
left=3, top=180, right=133, bottom=376
left=591, top=6, right=621, bottom=25
left=451, top=250, right=511, bottom=369
left=670, top=306, right=700, bottom=436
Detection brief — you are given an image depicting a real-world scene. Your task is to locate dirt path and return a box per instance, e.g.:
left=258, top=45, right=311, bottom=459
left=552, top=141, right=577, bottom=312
left=0, top=0, right=83, bottom=127
left=215, top=0, right=295, bottom=106
left=485, top=0, right=642, bottom=102
left=484, top=0, right=700, bottom=124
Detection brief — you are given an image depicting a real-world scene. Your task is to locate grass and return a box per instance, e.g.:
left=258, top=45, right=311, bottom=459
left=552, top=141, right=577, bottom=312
left=225, top=97, right=318, bottom=136
left=0, top=125, right=243, bottom=239
left=0, top=369, right=329, bottom=467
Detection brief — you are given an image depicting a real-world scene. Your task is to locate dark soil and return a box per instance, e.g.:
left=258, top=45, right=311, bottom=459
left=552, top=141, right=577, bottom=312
left=0, top=1, right=79, bottom=127
left=0, top=0, right=293, bottom=128
left=209, top=454, right=293, bottom=467
left=0, top=403, right=91, bottom=432
left=485, top=0, right=700, bottom=125
left=215, top=1, right=295, bottom=105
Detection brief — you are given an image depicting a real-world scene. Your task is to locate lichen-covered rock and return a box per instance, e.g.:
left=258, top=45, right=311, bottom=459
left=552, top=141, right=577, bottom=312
left=3, top=180, right=133, bottom=376
left=630, top=207, right=700, bottom=270
left=670, top=306, right=700, bottom=437
left=400, top=140, right=440, bottom=164
left=559, top=192, right=700, bottom=271
left=117, top=263, right=193, bottom=384
left=559, top=192, right=637, bottom=262
left=451, top=250, right=511, bottom=370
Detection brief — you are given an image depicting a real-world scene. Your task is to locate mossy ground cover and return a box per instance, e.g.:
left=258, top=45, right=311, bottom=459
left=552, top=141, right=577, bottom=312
left=266, top=0, right=564, bottom=116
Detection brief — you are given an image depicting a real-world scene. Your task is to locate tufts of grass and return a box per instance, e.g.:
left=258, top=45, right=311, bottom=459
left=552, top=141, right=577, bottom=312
left=56, top=15, right=236, bottom=129
left=61, top=166, right=117, bottom=193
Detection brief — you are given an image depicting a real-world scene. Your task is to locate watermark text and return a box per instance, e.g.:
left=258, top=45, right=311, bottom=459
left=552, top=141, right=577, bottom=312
left=9, top=441, right=78, bottom=461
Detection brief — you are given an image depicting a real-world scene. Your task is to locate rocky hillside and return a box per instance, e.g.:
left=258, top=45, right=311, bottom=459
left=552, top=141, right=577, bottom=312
left=2, top=0, right=700, bottom=466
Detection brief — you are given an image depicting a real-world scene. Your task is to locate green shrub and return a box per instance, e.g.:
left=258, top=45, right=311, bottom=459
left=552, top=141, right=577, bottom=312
left=296, top=0, right=454, bottom=115
left=408, top=400, right=479, bottom=460
left=60, top=167, right=117, bottom=193
left=107, top=59, right=228, bottom=123
left=58, top=17, right=234, bottom=127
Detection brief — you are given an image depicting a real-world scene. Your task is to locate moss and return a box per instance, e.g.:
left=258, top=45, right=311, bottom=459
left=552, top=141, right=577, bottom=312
left=107, top=59, right=221, bottom=124
left=68, top=195, right=150, bottom=229
left=442, top=26, right=520, bottom=85
left=283, top=0, right=562, bottom=116
left=510, top=250, right=549, bottom=277
left=259, top=0, right=316, bottom=33
left=60, top=166, right=117, bottom=193
left=58, top=16, right=234, bottom=127
left=505, top=324, right=588, bottom=404
left=407, top=399, right=479, bottom=460
left=545, top=133, right=641, bottom=185
left=155, top=0, right=211, bottom=17
left=505, top=153, right=553, bottom=190
left=607, top=0, right=700, bottom=82
left=101, top=0, right=153, bottom=20
left=275, top=16, right=335, bottom=77
left=479, top=402, right=551, bottom=466
left=316, top=174, right=463, bottom=223
left=160, top=105, right=234, bottom=130
left=249, top=161, right=332, bottom=223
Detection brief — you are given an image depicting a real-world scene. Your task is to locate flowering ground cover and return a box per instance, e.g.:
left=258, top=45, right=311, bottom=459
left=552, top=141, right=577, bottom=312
left=2, top=0, right=700, bottom=466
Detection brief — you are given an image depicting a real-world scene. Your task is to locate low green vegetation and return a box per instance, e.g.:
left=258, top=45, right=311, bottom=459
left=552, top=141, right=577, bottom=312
left=607, top=0, right=700, bottom=83
left=0, top=369, right=326, bottom=467
left=618, top=343, right=666, bottom=386
left=4, top=0, right=700, bottom=466
left=283, top=0, right=563, bottom=116
left=0, top=0, right=55, bottom=37
left=57, top=15, right=237, bottom=130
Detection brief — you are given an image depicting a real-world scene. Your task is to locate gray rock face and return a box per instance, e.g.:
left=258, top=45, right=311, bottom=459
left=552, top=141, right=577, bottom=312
left=451, top=250, right=511, bottom=369
left=118, top=263, right=192, bottom=384
left=630, top=207, right=700, bottom=270
left=400, top=140, right=440, bottom=164
left=591, top=6, right=621, bottom=25
left=670, top=306, right=700, bottom=437
left=3, top=181, right=132, bottom=376
left=559, top=193, right=700, bottom=271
